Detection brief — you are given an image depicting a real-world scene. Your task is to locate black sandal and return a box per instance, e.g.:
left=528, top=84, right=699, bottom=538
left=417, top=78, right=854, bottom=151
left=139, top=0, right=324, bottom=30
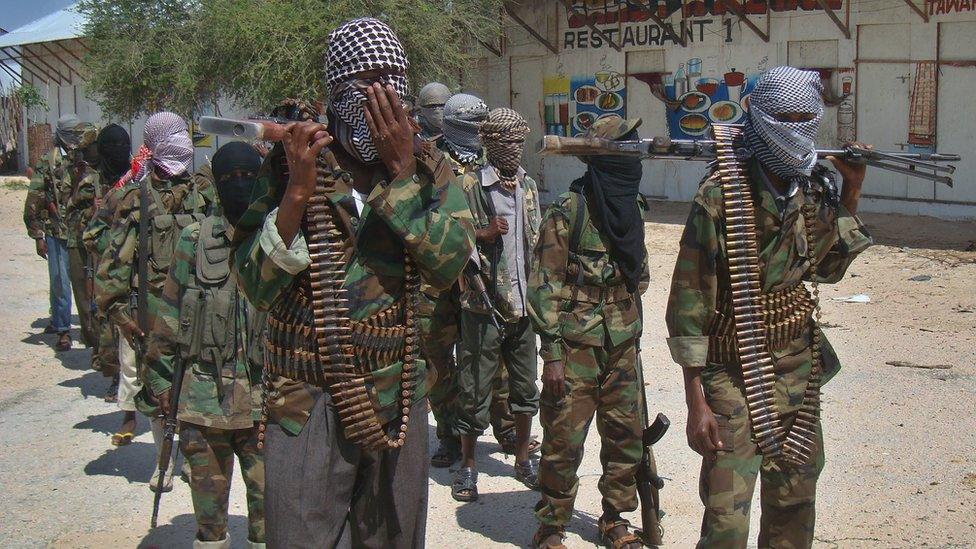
left=515, top=459, right=539, bottom=490
left=500, top=432, right=541, bottom=455
left=452, top=466, right=478, bottom=502
left=431, top=439, right=462, bottom=468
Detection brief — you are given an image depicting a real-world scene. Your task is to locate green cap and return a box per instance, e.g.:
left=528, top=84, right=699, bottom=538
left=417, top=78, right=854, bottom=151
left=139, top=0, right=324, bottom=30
left=583, top=115, right=642, bottom=140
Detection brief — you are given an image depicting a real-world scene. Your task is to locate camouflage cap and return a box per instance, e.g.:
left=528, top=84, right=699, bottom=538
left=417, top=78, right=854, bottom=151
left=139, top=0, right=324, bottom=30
left=583, top=115, right=642, bottom=140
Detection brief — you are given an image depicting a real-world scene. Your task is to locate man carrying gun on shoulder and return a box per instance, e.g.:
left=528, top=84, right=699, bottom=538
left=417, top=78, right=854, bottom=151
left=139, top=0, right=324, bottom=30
left=453, top=108, right=541, bottom=502
left=528, top=115, right=652, bottom=549
left=666, top=67, right=872, bottom=548
left=145, top=142, right=266, bottom=548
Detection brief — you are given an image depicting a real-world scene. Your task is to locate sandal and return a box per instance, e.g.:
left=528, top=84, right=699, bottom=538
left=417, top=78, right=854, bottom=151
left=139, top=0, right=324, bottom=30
left=104, top=374, right=120, bottom=403
left=533, top=526, right=567, bottom=549
left=514, top=459, right=539, bottom=490
left=452, top=466, right=478, bottom=502
left=111, top=432, right=133, bottom=446
left=599, top=518, right=643, bottom=549
left=499, top=432, right=541, bottom=455
left=431, top=439, right=462, bottom=468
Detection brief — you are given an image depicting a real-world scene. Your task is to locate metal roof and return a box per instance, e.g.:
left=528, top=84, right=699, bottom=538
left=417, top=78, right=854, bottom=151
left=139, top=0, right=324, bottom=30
left=0, top=3, right=84, bottom=49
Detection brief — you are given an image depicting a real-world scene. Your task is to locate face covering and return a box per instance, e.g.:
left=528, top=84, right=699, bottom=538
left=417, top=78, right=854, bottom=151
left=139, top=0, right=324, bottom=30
left=97, top=124, right=131, bottom=183
left=417, top=82, right=450, bottom=137
left=212, top=141, right=262, bottom=226
left=480, top=108, right=529, bottom=189
left=325, top=17, right=410, bottom=164
left=570, top=127, right=645, bottom=294
left=442, top=93, right=488, bottom=164
left=55, top=114, right=84, bottom=150
left=745, top=66, right=825, bottom=180
left=136, top=111, right=194, bottom=180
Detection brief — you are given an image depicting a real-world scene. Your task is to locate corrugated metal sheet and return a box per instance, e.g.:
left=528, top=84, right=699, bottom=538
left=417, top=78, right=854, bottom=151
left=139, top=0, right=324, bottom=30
left=0, top=3, right=84, bottom=49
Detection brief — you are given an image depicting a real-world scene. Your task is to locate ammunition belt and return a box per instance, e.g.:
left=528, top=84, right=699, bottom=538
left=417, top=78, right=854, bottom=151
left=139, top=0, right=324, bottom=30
left=707, top=284, right=815, bottom=364
left=713, top=124, right=822, bottom=467
left=260, top=154, right=420, bottom=452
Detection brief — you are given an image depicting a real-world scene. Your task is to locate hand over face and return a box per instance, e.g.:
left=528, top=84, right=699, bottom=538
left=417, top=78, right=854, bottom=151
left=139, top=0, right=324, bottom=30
left=364, top=83, right=416, bottom=181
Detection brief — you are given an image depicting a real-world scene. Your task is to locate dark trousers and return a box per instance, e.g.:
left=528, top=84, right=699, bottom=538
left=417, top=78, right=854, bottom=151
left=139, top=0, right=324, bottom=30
left=264, top=392, right=428, bottom=549
left=455, top=312, right=539, bottom=437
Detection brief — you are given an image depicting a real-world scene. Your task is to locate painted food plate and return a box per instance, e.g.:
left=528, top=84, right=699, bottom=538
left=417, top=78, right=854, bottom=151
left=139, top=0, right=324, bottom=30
left=739, top=93, right=751, bottom=112
left=709, top=100, right=743, bottom=123
left=597, top=91, right=622, bottom=111
left=679, top=113, right=710, bottom=136
left=574, top=85, right=600, bottom=105
left=679, top=91, right=711, bottom=113
left=574, top=112, right=597, bottom=132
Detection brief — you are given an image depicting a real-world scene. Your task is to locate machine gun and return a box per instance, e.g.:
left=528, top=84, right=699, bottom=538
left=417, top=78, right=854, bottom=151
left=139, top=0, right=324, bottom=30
left=463, top=261, right=503, bottom=330
left=538, top=134, right=961, bottom=186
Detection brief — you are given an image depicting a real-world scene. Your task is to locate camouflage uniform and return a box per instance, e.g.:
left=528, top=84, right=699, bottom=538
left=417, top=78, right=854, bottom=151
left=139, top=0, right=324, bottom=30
left=24, top=147, right=74, bottom=333
left=65, top=159, right=107, bottom=349
left=422, top=142, right=516, bottom=453
left=454, top=164, right=541, bottom=438
left=529, top=189, right=650, bottom=529
left=146, top=216, right=265, bottom=546
left=665, top=163, right=872, bottom=548
left=233, top=144, right=474, bottom=546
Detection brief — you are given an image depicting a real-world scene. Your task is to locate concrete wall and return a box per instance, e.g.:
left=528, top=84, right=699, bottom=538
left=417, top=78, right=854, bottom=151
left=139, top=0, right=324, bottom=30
left=462, top=1, right=976, bottom=219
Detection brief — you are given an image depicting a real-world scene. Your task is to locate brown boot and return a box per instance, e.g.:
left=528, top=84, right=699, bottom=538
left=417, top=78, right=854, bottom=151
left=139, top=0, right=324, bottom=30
left=56, top=332, right=72, bottom=352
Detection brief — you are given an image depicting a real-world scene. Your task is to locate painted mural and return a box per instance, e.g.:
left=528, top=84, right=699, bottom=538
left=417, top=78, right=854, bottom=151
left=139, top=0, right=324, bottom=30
left=544, top=71, right=627, bottom=137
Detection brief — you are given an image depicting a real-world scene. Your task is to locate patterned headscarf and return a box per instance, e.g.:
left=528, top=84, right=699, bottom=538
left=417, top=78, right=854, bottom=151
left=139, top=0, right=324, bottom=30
left=417, top=82, right=450, bottom=138
left=326, top=17, right=409, bottom=164
left=442, top=93, right=488, bottom=164
left=55, top=114, right=84, bottom=150
left=135, top=112, right=194, bottom=180
left=481, top=108, right=529, bottom=189
left=745, top=66, right=824, bottom=180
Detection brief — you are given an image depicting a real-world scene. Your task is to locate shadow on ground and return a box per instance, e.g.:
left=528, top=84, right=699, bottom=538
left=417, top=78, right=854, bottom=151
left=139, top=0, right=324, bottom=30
left=138, top=513, right=252, bottom=548
left=75, top=409, right=151, bottom=438
left=84, top=441, right=157, bottom=483
left=60, top=370, right=112, bottom=399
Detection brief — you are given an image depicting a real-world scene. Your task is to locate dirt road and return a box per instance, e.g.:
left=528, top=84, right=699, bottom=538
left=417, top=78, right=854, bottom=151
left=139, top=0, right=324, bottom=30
left=1, top=180, right=974, bottom=548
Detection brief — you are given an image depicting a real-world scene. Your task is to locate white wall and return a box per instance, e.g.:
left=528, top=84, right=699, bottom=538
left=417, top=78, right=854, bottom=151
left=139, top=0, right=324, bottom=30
left=463, top=1, right=976, bottom=219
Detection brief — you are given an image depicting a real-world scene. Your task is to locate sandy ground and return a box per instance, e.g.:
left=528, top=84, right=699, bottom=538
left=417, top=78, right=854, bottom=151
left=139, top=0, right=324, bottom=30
left=0, top=178, right=974, bottom=548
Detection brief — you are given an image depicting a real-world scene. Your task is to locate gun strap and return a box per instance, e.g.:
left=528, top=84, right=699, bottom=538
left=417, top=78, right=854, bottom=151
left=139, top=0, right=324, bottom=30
left=566, top=190, right=589, bottom=286
left=477, top=169, right=501, bottom=299
left=136, top=177, right=151, bottom=333
left=712, top=124, right=784, bottom=458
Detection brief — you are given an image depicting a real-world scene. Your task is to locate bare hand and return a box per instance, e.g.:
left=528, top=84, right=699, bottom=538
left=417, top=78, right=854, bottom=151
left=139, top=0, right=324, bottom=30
left=35, top=238, right=48, bottom=259
left=118, top=319, right=145, bottom=348
left=364, top=83, right=416, bottom=181
left=686, top=400, right=724, bottom=458
left=156, top=388, right=173, bottom=417
left=282, top=121, right=333, bottom=204
left=828, top=141, right=871, bottom=188
left=476, top=217, right=509, bottom=243
left=94, top=197, right=103, bottom=210
left=542, top=360, right=566, bottom=400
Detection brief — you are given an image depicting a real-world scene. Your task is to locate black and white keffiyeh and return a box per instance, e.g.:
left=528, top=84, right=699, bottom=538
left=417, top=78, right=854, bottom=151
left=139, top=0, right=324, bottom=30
left=326, top=17, right=409, bottom=164
left=745, top=66, right=824, bottom=180
left=442, top=93, right=488, bottom=164
left=135, top=111, right=193, bottom=180
left=481, top=107, right=529, bottom=189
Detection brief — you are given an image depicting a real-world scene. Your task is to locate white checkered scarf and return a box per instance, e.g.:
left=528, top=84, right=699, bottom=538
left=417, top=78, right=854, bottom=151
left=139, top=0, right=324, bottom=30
left=442, top=93, right=488, bottom=164
left=745, top=66, right=824, bottom=180
left=481, top=107, right=529, bottom=187
left=326, top=17, right=409, bottom=164
left=135, top=112, right=193, bottom=181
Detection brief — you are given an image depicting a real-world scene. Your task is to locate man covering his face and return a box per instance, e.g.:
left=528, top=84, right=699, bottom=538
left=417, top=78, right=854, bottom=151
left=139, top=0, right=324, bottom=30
left=480, top=107, right=530, bottom=191
left=212, top=141, right=262, bottom=226
left=96, top=124, right=132, bottom=185
left=417, top=82, right=450, bottom=138
left=136, top=112, right=194, bottom=180
left=442, top=93, right=489, bottom=164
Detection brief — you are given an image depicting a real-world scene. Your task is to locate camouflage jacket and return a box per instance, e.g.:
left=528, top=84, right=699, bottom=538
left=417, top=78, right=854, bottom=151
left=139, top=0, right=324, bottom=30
left=63, top=166, right=108, bottom=248
left=24, top=148, right=73, bottom=240
left=82, top=182, right=131, bottom=258
left=528, top=190, right=650, bottom=362
left=146, top=216, right=263, bottom=429
left=458, top=165, right=541, bottom=321
left=665, top=163, right=872, bottom=382
left=435, top=137, right=487, bottom=177
left=232, top=145, right=475, bottom=436
left=95, top=171, right=212, bottom=330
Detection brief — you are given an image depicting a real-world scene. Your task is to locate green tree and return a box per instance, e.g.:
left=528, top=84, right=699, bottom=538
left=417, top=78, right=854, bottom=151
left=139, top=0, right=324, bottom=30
left=78, top=0, right=504, bottom=119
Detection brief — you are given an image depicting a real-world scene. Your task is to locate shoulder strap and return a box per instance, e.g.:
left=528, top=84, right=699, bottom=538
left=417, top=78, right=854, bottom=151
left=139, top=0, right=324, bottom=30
left=136, top=179, right=150, bottom=332
left=566, top=191, right=588, bottom=286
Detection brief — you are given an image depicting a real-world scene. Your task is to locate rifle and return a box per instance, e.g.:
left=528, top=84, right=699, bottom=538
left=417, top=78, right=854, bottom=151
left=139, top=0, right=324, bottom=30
left=150, top=353, right=186, bottom=528
left=198, top=116, right=326, bottom=142
left=85, top=257, right=96, bottom=317
left=633, top=293, right=670, bottom=546
left=463, top=261, right=502, bottom=330
left=538, top=134, right=961, bottom=186
left=130, top=177, right=151, bottom=361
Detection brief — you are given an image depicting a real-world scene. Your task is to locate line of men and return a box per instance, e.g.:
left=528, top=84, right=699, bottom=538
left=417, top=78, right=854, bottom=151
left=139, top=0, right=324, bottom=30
left=23, top=16, right=872, bottom=549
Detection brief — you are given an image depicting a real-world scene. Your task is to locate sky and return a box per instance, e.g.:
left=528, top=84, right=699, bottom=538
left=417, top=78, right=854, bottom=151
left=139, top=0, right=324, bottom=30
left=0, top=0, right=75, bottom=88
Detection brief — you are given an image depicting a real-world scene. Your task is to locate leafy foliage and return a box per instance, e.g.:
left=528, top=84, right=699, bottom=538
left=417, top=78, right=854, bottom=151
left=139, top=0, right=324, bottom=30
left=78, top=0, right=504, bottom=119
left=12, top=83, right=48, bottom=112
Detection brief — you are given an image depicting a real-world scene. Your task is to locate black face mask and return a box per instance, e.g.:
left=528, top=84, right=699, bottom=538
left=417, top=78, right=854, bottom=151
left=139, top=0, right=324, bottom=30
left=216, top=174, right=256, bottom=226
left=97, top=124, right=131, bottom=182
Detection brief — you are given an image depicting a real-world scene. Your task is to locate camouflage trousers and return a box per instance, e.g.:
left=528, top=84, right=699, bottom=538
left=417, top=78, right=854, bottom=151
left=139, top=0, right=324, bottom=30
left=697, top=361, right=825, bottom=549
left=93, top=312, right=120, bottom=377
left=419, top=293, right=514, bottom=447
left=179, top=422, right=265, bottom=543
left=535, top=337, right=643, bottom=527
left=67, top=246, right=96, bottom=347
